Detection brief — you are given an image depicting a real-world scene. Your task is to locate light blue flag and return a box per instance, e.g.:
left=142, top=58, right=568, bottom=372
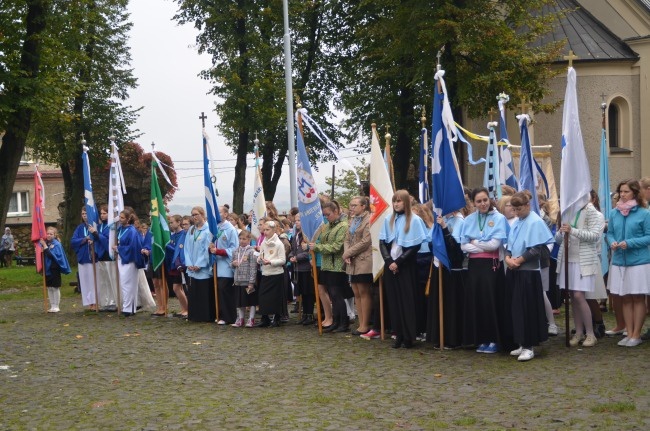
left=517, top=114, right=541, bottom=215
left=482, top=124, right=501, bottom=200
left=295, top=113, right=323, bottom=241
left=203, top=131, right=221, bottom=241
left=81, top=145, right=99, bottom=229
left=598, top=127, right=611, bottom=274
left=498, top=97, right=519, bottom=189
left=430, top=72, right=466, bottom=269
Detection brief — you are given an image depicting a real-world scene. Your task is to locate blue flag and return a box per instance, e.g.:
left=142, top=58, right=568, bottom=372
left=517, top=115, right=540, bottom=215
left=296, top=112, right=323, bottom=241
left=203, top=131, right=221, bottom=240
left=498, top=97, right=519, bottom=189
left=81, top=146, right=99, bottom=229
left=430, top=72, right=466, bottom=269
left=418, top=127, right=429, bottom=203
left=598, top=126, right=611, bottom=275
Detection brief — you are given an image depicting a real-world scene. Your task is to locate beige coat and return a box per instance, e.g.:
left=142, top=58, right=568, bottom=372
left=343, top=212, right=372, bottom=276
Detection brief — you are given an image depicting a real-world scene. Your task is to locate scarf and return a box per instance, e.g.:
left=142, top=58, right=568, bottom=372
left=616, top=200, right=637, bottom=216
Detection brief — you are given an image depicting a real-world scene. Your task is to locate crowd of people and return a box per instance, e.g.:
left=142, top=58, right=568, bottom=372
left=38, top=176, right=650, bottom=361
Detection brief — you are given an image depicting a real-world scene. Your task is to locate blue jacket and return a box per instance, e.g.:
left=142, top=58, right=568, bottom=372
left=606, top=206, right=650, bottom=267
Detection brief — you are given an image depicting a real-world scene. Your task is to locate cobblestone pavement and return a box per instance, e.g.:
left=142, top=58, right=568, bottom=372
left=0, top=298, right=648, bottom=430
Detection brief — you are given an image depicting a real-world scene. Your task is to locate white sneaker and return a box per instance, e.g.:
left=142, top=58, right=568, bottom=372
left=47, top=307, right=59, bottom=313
left=617, top=337, right=630, bottom=346
left=517, top=349, right=534, bottom=362
left=217, top=320, right=226, bottom=325
left=625, top=338, right=643, bottom=347
left=510, top=346, right=523, bottom=356
left=548, top=324, right=558, bottom=336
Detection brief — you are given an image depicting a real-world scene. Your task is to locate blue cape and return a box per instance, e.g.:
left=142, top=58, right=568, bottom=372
left=459, top=210, right=508, bottom=244
left=507, top=211, right=553, bottom=257
left=379, top=212, right=427, bottom=248
left=45, top=239, right=71, bottom=275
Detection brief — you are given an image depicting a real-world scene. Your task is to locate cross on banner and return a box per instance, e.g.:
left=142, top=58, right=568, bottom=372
left=199, top=112, right=207, bottom=128
left=488, top=107, right=497, bottom=122
left=517, top=99, right=531, bottom=114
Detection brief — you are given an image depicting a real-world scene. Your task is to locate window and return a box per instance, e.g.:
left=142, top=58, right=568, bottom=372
left=606, top=96, right=632, bottom=154
left=608, top=104, right=619, bottom=148
left=8, top=191, right=29, bottom=216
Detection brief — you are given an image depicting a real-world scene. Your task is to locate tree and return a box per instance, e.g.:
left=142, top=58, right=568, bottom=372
left=24, top=0, right=139, bottom=245
left=325, top=159, right=368, bottom=211
left=0, top=0, right=49, bottom=231
left=332, top=0, right=565, bottom=193
left=173, top=0, right=343, bottom=212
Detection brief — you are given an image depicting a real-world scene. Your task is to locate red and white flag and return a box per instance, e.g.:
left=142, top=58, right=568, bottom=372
left=369, top=124, right=394, bottom=280
left=31, top=165, right=46, bottom=273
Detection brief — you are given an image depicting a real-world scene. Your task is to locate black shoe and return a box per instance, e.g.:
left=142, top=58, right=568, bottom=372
left=392, top=337, right=404, bottom=349
left=255, top=316, right=271, bottom=328
left=122, top=312, right=133, bottom=318
left=324, top=323, right=339, bottom=333
left=334, top=325, right=350, bottom=333
left=403, top=339, right=414, bottom=349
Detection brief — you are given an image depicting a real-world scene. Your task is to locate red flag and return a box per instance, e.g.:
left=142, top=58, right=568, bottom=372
left=31, top=166, right=46, bottom=273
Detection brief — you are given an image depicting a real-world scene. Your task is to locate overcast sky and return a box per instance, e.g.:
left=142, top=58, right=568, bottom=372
left=126, top=0, right=366, bottom=214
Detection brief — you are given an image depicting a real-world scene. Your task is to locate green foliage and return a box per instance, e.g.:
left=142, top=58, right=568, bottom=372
left=325, top=159, right=368, bottom=210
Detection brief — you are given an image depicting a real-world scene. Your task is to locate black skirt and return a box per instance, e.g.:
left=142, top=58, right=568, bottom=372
left=258, top=273, right=285, bottom=315
left=235, top=284, right=259, bottom=307
left=217, top=277, right=236, bottom=323
left=462, top=258, right=504, bottom=347
left=507, top=269, right=549, bottom=348
left=350, top=273, right=373, bottom=284
left=427, top=267, right=466, bottom=348
left=187, top=277, right=216, bottom=322
left=383, top=257, right=418, bottom=342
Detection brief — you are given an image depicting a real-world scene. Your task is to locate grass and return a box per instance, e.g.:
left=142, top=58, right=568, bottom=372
left=590, top=401, right=636, bottom=413
left=0, top=266, right=77, bottom=300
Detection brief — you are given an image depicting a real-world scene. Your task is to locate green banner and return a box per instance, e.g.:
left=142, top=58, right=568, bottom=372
left=150, top=161, right=170, bottom=271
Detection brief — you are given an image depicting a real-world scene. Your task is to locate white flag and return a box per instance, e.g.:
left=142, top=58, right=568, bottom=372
left=560, top=67, right=591, bottom=223
left=108, top=140, right=126, bottom=259
left=250, top=156, right=266, bottom=240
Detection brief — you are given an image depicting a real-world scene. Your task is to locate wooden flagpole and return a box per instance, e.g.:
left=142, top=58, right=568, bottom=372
left=564, top=232, right=570, bottom=347
left=161, top=262, right=168, bottom=316
left=114, top=258, right=121, bottom=315
left=90, top=242, right=99, bottom=314
left=213, top=261, right=219, bottom=322
left=41, top=246, right=47, bottom=312
left=438, top=265, right=445, bottom=350
left=310, top=250, right=322, bottom=335
left=379, top=276, right=385, bottom=340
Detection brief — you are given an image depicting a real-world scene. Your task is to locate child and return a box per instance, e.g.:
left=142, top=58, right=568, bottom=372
left=40, top=227, right=72, bottom=313
left=231, top=230, right=258, bottom=327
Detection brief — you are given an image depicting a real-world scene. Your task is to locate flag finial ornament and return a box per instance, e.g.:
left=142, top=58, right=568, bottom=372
left=199, top=112, right=207, bottom=128
left=563, top=50, right=579, bottom=68
left=421, top=107, right=427, bottom=128
left=517, top=98, right=531, bottom=115
left=436, top=45, right=445, bottom=71
left=384, top=124, right=391, bottom=142
left=497, top=92, right=510, bottom=103
left=488, top=107, right=497, bottom=122
left=80, top=132, right=86, bottom=145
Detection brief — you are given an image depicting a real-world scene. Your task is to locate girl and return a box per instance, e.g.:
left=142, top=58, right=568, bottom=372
left=343, top=196, right=373, bottom=335
left=379, top=190, right=427, bottom=348
left=71, top=208, right=97, bottom=311
left=257, top=221, right=287, bottom=327
left=556, top=194, right=605, bottom=348
left=310, top=202, right=350, bottom=333
left=505, top=192, right=554, bottom=361
left=40, top=227, right=71, bottom=313
left=606, top=179, right=650, bottom=347
left=289, top=213, right=315, bottom=325
left=231, top=230, right=258, bottom=327
left=458, top=187, right=509, bottom=353
left=183, top=206, right=216, bottom=323
left=167, top=215, right=189, bottom=319
left=114, top=207, right=145, bottom=316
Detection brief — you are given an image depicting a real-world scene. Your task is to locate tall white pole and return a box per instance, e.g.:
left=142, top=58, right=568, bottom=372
left=282, top=0, right=297, bottom=207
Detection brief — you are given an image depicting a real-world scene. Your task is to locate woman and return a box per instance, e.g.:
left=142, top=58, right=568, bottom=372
left=91, top=205, right=117, bottom=311
left=257, top=221, right=287, bottom=327
left=310, top=202, right=350, bottom=333
left=379, top=190, right=427, bottom=348
left=114, top=207, right=144, bottom=316
left=606, top=179, right=650, bottom=347
left=167, top=214, right=189, bottom=319
left=556, top=194, right=605, bottom=348
left=183, top=206, right=216, bottom=322
left=343, top=196, right=373, bottom=335
left=289, top=214, right=315, bottom=325
left=412, top=203, right=434, bottom=341
left=1, top=227, right=15, bottom=267
left=458, top=187, right=509, bottom=353
left=71, top=208, right=97, bottom=311
left=505, top=192, right=554, bottom=361
left=427, top=210, right=467, bottom=349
